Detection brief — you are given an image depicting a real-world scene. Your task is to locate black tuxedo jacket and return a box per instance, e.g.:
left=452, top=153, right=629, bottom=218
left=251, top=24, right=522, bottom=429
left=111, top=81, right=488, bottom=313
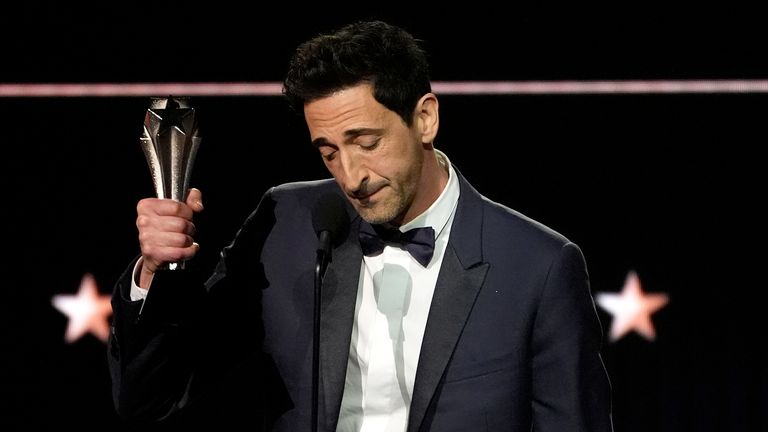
left=109, top=172, right=612, bottom=431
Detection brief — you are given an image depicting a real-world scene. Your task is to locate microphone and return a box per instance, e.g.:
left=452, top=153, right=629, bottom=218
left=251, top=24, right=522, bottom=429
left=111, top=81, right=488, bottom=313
left=310, top=192, right=348, bottom=432
left=312, top=192, right=349, bottom=277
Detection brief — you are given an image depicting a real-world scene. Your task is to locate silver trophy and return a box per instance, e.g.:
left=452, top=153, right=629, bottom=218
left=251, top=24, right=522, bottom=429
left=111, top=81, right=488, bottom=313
left=140, top=96, right=201, bottom=270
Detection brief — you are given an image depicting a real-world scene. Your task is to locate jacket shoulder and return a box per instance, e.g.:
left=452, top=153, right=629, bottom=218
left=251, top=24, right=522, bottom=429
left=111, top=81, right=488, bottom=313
left=480, top=196, right=575, bottom=256
left=489, top=198, right=568, bottom=240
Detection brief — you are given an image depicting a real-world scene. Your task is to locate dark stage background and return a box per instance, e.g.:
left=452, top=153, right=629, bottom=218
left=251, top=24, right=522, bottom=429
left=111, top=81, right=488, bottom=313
left=2, top=5, right=765, bottom=431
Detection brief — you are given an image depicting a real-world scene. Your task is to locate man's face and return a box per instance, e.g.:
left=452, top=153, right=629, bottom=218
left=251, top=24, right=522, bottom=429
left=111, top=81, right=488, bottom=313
left=304, top=84, right=423, bottom=226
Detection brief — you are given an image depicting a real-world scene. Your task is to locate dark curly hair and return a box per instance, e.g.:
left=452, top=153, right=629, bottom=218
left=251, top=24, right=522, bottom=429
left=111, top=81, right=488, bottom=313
left=282, top=20, right=431, bottom=126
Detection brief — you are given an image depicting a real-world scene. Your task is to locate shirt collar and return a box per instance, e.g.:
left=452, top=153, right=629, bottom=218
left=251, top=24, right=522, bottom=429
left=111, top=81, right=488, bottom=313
left=399, top=149, right=460, bottom=239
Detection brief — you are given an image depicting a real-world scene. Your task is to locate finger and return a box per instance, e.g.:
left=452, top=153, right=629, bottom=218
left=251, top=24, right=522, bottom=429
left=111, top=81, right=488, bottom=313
left=140, top=234, right=200, bottom=266
left=137, top=198, right=195, bottom=219
left=186, top=188, right=204, bottom=213
left=139, top=231, right=196, bottom=250
left=140, top=216, right=196, bottom=236
left=143, top=244, right=199, bottom=270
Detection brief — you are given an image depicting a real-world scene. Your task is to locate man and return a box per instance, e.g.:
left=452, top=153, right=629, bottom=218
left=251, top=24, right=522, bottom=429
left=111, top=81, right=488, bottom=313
left=109, top=20, right=613, bottom=431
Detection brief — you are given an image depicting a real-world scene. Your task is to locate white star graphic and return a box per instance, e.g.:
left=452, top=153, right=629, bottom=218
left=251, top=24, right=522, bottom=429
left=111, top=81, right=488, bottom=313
left=596, top=270, right=669, bottom=342
left=52, top=273, right=113, bottom=343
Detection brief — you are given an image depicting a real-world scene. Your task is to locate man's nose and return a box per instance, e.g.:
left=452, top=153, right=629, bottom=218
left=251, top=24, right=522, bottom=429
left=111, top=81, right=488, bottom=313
left=339, top=152, right=369, bottom=195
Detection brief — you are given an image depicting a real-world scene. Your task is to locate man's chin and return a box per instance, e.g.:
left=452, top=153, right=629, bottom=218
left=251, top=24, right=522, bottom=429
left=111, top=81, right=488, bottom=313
left=352, top=192, right=403, bottom=225
left=356, top=206, right=393, bottom=225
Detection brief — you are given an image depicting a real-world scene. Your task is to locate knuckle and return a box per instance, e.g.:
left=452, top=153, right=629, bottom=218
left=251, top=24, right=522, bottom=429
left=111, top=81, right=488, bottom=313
left=141, top=243, right=155, bottom=256
left=136, top=215, right=149, bottom=228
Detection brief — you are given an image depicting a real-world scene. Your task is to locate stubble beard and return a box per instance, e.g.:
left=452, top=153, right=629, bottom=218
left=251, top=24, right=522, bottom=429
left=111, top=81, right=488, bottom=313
left=355, top=180, right=418, bottom=226
left=355, top=191, right=404, bottom=225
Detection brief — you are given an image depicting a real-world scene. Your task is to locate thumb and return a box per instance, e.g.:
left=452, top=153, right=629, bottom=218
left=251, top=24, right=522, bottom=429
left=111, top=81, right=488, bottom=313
left=186, top=188, right=204, bottom=212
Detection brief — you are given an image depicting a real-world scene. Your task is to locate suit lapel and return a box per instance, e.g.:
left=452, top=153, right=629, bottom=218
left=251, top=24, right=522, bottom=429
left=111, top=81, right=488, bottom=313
left=407, top=172, right=489, bottom=432
left=407, top=248, right=488, bottom=432
left=318, top=220, right=362, bottom=430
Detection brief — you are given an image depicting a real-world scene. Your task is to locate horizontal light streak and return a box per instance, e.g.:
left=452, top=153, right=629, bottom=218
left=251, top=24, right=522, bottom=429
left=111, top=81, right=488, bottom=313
left=1, top=80, right=768, bottom=97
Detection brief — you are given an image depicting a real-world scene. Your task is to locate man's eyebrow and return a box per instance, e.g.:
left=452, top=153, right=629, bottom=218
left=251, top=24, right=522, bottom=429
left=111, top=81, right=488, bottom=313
left=311, top=137, right=330, bottom=148
left=311, top=128, right=384, bottom=148
left=344, top=127, right=384, bottom=139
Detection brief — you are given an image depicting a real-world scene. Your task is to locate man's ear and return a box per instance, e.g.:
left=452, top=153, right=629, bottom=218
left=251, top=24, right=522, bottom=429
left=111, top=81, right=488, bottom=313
left=415, top=93, right=439, bottom=144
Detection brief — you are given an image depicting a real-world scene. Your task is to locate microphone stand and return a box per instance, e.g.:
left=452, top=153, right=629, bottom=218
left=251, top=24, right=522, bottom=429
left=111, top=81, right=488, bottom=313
left=313, top=231, right=332, bottom=432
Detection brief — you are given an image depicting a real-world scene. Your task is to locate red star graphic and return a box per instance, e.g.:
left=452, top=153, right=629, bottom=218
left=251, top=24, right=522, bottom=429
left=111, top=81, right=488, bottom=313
left=51, top=273, right=113, bottom=343
left=596, top=270, right=669, bottom=342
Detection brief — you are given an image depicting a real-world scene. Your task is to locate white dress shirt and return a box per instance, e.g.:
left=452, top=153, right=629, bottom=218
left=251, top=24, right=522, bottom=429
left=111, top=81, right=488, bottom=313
left=337, top=151, right=460, bottom=432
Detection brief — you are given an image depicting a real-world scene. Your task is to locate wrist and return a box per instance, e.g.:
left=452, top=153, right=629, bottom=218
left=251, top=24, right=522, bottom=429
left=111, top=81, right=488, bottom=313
left=137, top=259, right=156, bottom=289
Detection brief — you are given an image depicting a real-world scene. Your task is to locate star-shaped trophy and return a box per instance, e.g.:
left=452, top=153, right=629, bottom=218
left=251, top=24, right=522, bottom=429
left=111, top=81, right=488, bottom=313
left=140, top=96, right=201, bottom=270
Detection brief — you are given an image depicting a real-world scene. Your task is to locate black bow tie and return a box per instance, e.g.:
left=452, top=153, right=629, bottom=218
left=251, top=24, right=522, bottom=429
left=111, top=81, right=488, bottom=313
left=358, top=221, right=436, bottom=267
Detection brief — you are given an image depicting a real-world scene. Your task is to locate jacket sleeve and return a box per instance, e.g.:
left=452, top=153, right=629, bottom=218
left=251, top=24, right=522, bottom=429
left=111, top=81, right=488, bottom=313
left=107, top=188, right=281, bottom=429
left=530, top=242, right=614, bottom=432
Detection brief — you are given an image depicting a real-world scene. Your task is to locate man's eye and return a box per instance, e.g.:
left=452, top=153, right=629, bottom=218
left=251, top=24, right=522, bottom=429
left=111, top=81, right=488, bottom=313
left=321, top=150, right=336, bottom=161
left=360, top=138, right=380, bottom=149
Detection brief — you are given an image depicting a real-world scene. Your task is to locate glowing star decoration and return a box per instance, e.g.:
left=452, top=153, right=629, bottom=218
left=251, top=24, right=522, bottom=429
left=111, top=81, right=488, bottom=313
left=596, top=271, right=669, bottom=342
left=52, top=273, right=113, bottom=343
